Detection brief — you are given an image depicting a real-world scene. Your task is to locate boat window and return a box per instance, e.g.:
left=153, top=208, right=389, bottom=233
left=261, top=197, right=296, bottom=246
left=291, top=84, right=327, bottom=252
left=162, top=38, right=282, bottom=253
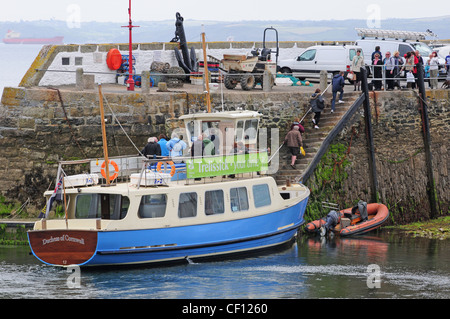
left=138, top=194, right=167, bottom=218
left=244, top=119, right=258, bottom=141
left=252, top=184, right=271, bottom=208
left=178, top=192, right=197, bottom=218
left=202, top=121, right=220, bottom=133
left=235, top=120, right=244, bottom=141
left=187, top=121, right=195, bottom=142
left=75, top=194, right=129, bottom=220
left=230, top=187, right=249, bottom=212
left=205, top=190, right=224, bottom=215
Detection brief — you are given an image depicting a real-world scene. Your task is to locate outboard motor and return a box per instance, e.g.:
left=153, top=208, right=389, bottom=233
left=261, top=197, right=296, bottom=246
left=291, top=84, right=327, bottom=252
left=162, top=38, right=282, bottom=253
left=320, top=210, right=340, bottom=236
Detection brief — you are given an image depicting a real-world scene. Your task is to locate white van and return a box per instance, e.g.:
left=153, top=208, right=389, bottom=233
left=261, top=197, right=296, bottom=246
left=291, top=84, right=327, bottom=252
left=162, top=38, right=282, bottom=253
left=277, top=45, right=363, bottom=82
left=354, top=28, right=446, bottom=74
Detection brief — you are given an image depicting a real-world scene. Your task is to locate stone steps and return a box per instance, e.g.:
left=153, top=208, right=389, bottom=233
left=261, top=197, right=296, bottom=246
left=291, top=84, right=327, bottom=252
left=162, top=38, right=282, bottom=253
left=274, top=92, right=361, bottom=184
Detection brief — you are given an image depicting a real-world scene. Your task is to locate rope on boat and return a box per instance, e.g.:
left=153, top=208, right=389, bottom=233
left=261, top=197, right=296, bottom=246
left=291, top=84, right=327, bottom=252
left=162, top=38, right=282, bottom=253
left=101, top=93, right=145, bottom=157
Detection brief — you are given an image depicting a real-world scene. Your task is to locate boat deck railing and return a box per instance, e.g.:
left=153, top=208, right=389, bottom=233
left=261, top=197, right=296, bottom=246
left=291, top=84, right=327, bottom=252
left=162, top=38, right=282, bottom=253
left=56, top=152, right=269, bottom=189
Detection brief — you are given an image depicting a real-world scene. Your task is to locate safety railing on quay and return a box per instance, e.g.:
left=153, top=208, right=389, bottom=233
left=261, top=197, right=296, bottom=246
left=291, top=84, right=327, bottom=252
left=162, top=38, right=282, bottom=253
left=361, top=63, right=449, bottom=91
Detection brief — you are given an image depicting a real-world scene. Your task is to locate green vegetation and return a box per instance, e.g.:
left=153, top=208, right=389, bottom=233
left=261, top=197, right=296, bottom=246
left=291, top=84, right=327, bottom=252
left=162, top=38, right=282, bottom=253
left=0, top=196, right=21, bottom=218
left=387, top=216, right=450, bottom=240
left=0, top=224, right=29, bottom=246
left=305, top=143, right=352, bottom=222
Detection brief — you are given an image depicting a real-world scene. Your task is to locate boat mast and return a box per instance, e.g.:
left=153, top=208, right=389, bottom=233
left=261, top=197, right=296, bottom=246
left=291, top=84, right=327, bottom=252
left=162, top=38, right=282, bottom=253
left=201, top=25, right=211, bottom=113
left=98, top=84, right=111, bottom=186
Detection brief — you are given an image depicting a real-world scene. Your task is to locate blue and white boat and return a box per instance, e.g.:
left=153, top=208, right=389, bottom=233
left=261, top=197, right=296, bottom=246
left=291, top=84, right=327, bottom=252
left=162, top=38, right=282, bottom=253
left=28, top=108, right=309, bottom=267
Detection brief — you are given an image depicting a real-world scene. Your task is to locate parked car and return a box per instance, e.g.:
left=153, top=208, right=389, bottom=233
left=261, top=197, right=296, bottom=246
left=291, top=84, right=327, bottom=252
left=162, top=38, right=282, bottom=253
left=277, top=45, right=363, bottom=83
left=434, top=45, right=450, bottom=64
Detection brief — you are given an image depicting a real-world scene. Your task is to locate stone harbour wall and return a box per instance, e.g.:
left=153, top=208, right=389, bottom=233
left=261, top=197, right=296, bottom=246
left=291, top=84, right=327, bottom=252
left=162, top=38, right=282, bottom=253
left=20, top=41, right=334, bottom=88
left=0, top=85, right=449, bottom=222
left=309, top=89, right=449, bottom=223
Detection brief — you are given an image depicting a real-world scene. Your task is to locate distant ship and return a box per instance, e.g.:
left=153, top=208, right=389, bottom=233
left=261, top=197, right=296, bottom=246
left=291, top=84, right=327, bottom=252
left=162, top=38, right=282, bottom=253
left=2, top=30, right=64, bottom=45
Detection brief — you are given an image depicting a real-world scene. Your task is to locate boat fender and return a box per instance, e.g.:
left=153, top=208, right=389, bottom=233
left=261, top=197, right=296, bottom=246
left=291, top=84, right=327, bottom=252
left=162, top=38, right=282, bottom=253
left=156, top=161, right=176, bottom=177
left=101, top=160, right=119, bottom=181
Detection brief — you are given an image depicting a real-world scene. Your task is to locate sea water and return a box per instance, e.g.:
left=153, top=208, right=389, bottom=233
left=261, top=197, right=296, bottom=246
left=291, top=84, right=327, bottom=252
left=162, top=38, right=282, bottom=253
left=1, top=231, right=449, bottom=299
left=0, top=43, right=42, bottom=93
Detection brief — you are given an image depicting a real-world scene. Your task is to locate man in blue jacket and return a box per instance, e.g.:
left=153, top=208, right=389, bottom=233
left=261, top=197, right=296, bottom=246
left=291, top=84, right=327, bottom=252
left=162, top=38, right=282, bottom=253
left=157, top=133, right=169, bottom=157
left=331, top=71, right=345, bottom=113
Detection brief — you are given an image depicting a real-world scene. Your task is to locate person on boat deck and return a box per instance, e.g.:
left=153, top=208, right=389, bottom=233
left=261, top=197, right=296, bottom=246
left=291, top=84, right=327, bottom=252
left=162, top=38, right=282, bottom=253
left=227, top=141, right=249, bottom=178
left=209, top=128, right=221, bottom=155
left=203, top=134, right=216, bottom=156
left=166, top=132, right=187, bottom=158
left=140, top=137, right=161, bottom=159
left=231, top=141, right=249, bottom=155
left=284, top=125, right=303, bottom=170
left=157, top=133, right=169, bottom=157
left=191, top=134, right=205, bottom=157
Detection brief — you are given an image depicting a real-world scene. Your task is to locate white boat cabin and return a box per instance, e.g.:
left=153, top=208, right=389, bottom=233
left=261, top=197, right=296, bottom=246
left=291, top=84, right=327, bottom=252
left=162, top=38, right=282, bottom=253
left=179, top=110, right=261, bottom=155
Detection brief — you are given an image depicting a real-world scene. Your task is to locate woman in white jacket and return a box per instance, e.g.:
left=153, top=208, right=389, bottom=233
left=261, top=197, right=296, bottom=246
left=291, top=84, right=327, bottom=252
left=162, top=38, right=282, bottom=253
left=428, top=51, right=439, bottom=89
left=351, top=49, right=365, bottom=91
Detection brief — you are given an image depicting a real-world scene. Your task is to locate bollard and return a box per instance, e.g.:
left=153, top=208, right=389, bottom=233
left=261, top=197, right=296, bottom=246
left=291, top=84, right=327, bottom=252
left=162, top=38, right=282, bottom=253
left=157, top=82, right=168, bottom=92
left=141, top=71, right=150, bottom=93
left=263, top=70, right=272, bottom=92
left=76, top=68, right=84, bottom=90
left=83, top=75, right=95, bottom=90
left=320, top=70, right=328, bottom=92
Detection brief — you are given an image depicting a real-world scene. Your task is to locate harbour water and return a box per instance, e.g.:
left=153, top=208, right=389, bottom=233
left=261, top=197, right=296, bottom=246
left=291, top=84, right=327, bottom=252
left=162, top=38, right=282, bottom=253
left=1, top=230, right=449, bottom=299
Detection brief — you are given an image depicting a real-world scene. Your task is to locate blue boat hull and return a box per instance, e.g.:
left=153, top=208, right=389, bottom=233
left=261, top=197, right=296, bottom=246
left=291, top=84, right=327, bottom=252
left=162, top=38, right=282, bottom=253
left=29, top=196, right=308, bottom=267
left=86, top=197, right=307, bottom=266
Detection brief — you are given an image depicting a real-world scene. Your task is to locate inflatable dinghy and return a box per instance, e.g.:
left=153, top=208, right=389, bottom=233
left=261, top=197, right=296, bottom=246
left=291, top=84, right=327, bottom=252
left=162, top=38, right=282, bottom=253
left=305, top=203, right=389, bottom=237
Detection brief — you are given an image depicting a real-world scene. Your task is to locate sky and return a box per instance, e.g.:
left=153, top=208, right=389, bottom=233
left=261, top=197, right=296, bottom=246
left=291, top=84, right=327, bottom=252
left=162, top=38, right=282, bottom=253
left=1, top=0, right=450, bottom=23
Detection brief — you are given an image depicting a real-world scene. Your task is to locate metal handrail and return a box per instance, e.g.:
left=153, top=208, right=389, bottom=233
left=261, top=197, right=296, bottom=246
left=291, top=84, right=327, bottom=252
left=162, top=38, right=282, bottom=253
left=297, top=93, right=366, bottom=184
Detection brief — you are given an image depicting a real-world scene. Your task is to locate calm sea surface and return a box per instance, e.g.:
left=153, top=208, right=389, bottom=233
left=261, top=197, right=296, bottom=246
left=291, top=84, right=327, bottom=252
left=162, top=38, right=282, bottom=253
left=0, top=43, right=42, bottom=93
left=1, top=231, right=449, bottom=299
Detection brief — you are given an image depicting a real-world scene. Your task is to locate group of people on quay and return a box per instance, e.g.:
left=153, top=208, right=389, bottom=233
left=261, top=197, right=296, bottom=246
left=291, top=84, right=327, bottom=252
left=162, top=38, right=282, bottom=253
left=350, top=46, right=447, bottom=91
left=284, top=45, right=450, bottom=170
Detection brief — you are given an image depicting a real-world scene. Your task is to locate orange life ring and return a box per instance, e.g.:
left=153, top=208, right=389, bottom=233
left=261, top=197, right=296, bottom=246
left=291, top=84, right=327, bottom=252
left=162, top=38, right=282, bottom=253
left=101, top=160, right=119, bottom=181
left=106, top=49, right=122, bottom=70
left=156, top=161, right=176, bottom=177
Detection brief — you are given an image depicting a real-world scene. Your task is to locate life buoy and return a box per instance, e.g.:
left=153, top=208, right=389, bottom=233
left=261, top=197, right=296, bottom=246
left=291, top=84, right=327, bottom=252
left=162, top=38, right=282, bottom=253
left=101, top=160, right=119, bottom=181
left=156, top=161, right=176, bottom=177
left=106, top=49, right=122, bottom=70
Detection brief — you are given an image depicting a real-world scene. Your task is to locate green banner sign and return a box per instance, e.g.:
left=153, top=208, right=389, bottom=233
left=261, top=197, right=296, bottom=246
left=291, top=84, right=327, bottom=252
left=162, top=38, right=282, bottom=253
left=186, top=152, right=268, bottom=179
